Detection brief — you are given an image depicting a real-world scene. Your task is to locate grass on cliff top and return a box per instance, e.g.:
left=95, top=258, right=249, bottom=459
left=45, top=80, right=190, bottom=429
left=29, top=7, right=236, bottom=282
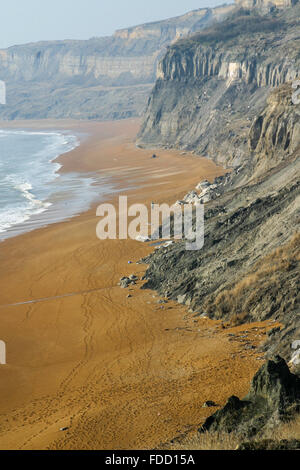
left=173, top=11, right=285, bottom=51
left=203, top=232, right=300, bottom=323
left=166, top=415, right=300, bottom=450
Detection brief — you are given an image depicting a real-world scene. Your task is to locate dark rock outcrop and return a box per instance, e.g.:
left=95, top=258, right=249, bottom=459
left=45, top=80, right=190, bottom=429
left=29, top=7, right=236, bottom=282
left=199, top=357, right=300, bottom=438
left=141, top=82, right=300, bottom=363
left=249, top=84, right=300, bottom=177
left=137, top=10, right=300, bottom=373
left=134, top=4, right=300, bottom=447
left=119, top=277, right=137, bottom=288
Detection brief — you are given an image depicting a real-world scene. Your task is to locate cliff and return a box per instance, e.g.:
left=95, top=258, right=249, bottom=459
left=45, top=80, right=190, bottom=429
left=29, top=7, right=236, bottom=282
left=235, top=0, right=297, bottom=10
left=249, top=84, right=300, bottom=176
left=114, top=4, right=235, bottom=40
left=138, top=2, right=300, bottom=446
left=0, top=0, right=296, bottom=121
left=135, top=0, right=300, bottom=374
left=141, top=82, right=300, bottom=366
left=0, top=4, right=235, bottom=120
left=137, top=4, right=300, bottom=167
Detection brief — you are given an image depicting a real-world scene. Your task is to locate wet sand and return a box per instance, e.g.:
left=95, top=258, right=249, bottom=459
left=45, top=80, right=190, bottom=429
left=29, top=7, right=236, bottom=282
left=0, top=119, right=272, bottom=450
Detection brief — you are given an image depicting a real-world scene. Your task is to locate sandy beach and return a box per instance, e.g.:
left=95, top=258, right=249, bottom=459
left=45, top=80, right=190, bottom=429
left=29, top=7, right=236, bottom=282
left=0, top=119, right=275, bottom=450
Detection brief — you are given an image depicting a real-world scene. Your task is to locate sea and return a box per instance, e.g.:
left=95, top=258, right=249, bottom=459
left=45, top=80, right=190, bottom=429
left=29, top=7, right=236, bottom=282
left=0, top=129, right=114, bottom=240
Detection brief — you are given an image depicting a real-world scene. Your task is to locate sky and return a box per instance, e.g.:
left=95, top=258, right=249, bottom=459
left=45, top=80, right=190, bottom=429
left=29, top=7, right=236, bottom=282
left=0, top=0, right=233, bottom=49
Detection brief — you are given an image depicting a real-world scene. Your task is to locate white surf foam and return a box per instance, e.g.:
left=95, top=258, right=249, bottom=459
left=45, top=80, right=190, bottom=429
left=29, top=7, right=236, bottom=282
left=0, top=130, right=79, bottom=235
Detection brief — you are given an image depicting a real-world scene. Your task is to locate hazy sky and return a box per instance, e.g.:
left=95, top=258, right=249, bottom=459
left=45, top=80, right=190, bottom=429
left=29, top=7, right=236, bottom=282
left=1, top=0, right=233, bottom=48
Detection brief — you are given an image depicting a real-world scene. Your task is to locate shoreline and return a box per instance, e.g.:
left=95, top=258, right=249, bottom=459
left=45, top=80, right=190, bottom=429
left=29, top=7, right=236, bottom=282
left=0, top=119, right=273, bottom=450
left=0, top=123, right=118, bottom=242
left=0, top=126, right=80, bottom=241
left=0, top=119, right=146, bottom=242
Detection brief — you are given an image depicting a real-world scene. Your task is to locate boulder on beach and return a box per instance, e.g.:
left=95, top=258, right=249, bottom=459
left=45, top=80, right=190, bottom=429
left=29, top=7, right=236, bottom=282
left=290, top=348, right=300, bottom=370
left=162, top=241, right=175, bottom=248
left=183, top=190, right=201, bottom=205
left=196, top=180, right=211, bottom=191
left=202, top=401, right=218, bottom=408
left=120, top=277, right=136, bottom=288
left=175, top=200, right=187, bottom=207
left=177, top=183, right=221, bottom=206
left=136, top=235, right=151, bottom=243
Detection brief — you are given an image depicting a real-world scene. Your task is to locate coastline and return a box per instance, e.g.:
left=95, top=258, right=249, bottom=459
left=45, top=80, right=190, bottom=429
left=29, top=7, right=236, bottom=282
left=0, top=119, right=275, bottom=450
left=0, top=122, right=118, bottom=241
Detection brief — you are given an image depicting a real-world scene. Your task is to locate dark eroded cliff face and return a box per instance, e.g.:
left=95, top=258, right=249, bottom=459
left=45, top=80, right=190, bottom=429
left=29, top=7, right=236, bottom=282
left=141, top=83, right=300, bottom=363
left=0, top=4, right=235, bottom=120
left=249, top=84, right=300, bottom=176
left=137, top=5, right=300, bottom=167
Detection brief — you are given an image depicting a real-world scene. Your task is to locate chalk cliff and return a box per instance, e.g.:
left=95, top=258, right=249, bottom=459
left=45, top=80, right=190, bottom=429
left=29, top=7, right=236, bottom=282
left=0, top=4, right=235, bottom=120
left=0, top=0, right=296, bottom=121
left=137, top=3, right=300, bottom=167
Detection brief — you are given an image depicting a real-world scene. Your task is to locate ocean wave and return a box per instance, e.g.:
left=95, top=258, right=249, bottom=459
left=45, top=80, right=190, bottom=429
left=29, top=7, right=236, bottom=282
left=0, top=129, right=79, bottom=236
left=0, top=129, right=63, bottom=137
left=13, top=180, right=51, bottom=208
left=0, top=204, right=51, bottom=233
left=0, top=176, right=52, bottom=233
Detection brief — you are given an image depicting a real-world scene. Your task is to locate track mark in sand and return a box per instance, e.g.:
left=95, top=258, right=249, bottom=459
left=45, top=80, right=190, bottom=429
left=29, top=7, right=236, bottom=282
left=0, top=286, right=118, bottom=308
left=17, top=291, right=99, bottom=450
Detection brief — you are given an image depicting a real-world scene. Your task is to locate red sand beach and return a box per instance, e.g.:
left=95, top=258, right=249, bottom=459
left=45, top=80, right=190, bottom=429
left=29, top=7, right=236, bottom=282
left=0, top=119, right=274, bottom=449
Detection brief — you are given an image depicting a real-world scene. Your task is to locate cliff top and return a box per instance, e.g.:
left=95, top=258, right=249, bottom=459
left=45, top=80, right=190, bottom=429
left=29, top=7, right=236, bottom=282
left=170, top=2, right=299, bottom=52
left=1, top=3, right=235, bottom=55
left=235, top=0, right=298, bottom=9
left=114, top=3, right=235, bottom=39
